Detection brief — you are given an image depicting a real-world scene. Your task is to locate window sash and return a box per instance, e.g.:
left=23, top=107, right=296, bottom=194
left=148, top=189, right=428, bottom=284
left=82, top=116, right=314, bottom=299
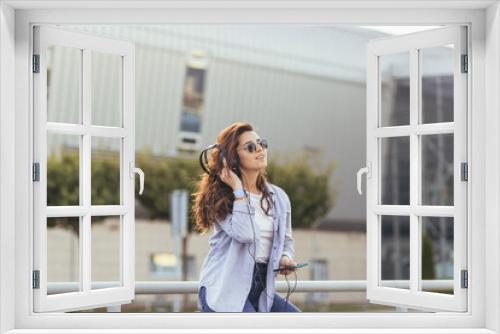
left=32, top=25, right=136, bottom=312
left=365, top=25, right=468, bottom=312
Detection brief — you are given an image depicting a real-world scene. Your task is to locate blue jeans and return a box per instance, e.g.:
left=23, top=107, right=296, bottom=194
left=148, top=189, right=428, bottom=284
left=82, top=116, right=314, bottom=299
left=198, top=262, right=301, bottom=312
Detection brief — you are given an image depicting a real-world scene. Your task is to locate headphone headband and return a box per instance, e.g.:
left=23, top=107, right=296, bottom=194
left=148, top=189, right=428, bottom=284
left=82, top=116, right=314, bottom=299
left=199, top=143, right=220, bottom=177
left=199, top=129, right=241, bottom=177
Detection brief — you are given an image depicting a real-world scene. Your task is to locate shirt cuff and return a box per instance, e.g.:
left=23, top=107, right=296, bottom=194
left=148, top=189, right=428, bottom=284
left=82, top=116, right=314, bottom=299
left=281, top=252, right=293, bottom=259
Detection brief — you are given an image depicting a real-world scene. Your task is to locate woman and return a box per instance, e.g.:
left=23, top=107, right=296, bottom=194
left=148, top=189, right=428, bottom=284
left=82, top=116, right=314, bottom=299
left=192, top=122, right=301, bottom=312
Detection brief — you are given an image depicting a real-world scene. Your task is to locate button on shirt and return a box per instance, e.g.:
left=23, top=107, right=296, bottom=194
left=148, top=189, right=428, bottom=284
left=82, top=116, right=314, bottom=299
left=198, top=182, right=295, bottom=312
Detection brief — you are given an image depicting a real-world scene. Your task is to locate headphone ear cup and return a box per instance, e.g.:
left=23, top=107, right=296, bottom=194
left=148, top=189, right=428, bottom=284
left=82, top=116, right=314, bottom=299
left=232, top=155, right=239, bottom=171
left=218, top=147, right=239, bottom=172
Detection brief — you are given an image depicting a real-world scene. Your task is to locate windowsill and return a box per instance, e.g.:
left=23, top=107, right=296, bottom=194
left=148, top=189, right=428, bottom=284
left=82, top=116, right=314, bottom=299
left=2, top=329, right=498, bottom=334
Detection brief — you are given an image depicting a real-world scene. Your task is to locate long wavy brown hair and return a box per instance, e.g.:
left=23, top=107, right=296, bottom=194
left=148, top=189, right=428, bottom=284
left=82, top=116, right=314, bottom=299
left=192, top=122, right=273, bottom=234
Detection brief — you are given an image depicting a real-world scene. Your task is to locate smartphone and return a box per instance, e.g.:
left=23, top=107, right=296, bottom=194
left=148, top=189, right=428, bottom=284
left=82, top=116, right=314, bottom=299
left=273, top=262, right=308, bottom=272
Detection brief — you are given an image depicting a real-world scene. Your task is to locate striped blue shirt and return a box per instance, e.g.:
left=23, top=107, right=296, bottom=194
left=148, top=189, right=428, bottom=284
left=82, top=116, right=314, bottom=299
left=198, top=182, right=295, bottom=312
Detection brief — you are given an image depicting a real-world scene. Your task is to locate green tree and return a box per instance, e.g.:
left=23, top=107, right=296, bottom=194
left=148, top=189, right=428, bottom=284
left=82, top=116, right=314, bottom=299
left=46, top=148, right=338, bottom=234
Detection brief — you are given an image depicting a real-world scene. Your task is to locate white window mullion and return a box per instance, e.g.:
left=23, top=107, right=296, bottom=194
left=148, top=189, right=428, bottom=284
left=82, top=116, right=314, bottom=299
left=374, top=123, right=454, bottom=138
left=365, top=48, right=378, bottom=297
left=374, top=205, right=454, bottom=216
left=122, top=44, right=135, bottom=295
left=46, top=206, right=85, bottom=217
left=415, top=46, right=424, bottom=293
left=46, top=123, right=127, bottom=138
left=45, top=206, right=126, bottom=217
left=82, top=47, right=92, bottom=294
left=90, top=126, right=127, bottom=138
left=409, top=47, right=419, bottom=293
left=82, top=214, right=91, bottom=293
left=78, top=47, right=84, bottom=296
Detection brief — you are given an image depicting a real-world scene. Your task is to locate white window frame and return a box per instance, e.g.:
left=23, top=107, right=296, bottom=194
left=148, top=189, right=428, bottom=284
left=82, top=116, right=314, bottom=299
left=1, top=1, right=499, bottom=334
left=366, top=26, right=468, bottom=312
left=32, top=25, right=136, bottom=312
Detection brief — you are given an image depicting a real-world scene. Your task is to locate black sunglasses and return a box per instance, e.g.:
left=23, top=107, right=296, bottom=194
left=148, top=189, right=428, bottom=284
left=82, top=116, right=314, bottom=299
left=240, top=138, right=269, bottom=153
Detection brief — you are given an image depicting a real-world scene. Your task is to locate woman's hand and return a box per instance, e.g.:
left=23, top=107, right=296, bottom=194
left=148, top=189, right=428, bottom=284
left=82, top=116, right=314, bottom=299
left=278, top=255, right=298, bottom=276
left=218, top=157, right=243, bottom=190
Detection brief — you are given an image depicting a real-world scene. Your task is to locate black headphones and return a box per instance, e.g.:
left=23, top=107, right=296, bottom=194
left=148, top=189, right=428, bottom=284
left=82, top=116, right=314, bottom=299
left=199, top=141, right=240, bottom=179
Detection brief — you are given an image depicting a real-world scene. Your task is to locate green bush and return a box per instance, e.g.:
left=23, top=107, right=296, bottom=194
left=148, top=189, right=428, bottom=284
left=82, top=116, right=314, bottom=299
left=91, top=152, right=120, bottom=205
left=265, top=151, right=337, bottom=229
left=47, top=150, right=80, bottom=207
left=47, top=149, right=121, bottom=206
left=422, top=233, right=436, bottom=279
left=135, top=150, right=200, bottom=224
left=47, top=150, right=80, bottom=235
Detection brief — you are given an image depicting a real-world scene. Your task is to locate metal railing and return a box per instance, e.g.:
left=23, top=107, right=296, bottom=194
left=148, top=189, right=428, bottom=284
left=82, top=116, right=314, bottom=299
left=48, top=279, right=453, bottom=294
left=47, top=280, right=453, bottom=312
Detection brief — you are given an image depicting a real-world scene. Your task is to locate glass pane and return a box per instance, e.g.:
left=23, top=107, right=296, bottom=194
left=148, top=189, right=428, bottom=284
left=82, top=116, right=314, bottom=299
left=47, top=134, right=80, bottom=206
left=380, top=215, right=410, bottom=289
left=380, top=136, right=410, bottom=205
left=91, top=137, right=121, bottom=205
left=91, top=51, right=123, bottom=127
left=47, top=217, right=80, bottom=295
left=47, top=45, right=82, bottom=124
left=91, top=216, right=121, bottom=289
left=421, top=45, right=454, bottom=124
left=379, top=52, right=410, bottom=127
left=421, top=134, right=454, bottom=206
left=421, top=217, right=454, bottom=295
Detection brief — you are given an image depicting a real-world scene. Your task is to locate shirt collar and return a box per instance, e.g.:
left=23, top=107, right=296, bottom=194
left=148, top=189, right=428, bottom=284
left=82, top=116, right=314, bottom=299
left=265, top=182, right=279, bottom=218
left=264, top=182, right=278, bottom=210
left=264, top=181, right=275, bottom=195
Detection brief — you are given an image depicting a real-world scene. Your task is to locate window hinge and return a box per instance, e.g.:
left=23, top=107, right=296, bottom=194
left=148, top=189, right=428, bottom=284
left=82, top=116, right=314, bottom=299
left=32, top=55, right=40, bottom=73
left=461, top=269, right=468, bottom=289
left=461, top=54, right=468, bottom=73
left=461, top=162, right=468, bottom=181
left=33, top=163, right=40, bottom=182
left=32, top=270, right=40, bottom=289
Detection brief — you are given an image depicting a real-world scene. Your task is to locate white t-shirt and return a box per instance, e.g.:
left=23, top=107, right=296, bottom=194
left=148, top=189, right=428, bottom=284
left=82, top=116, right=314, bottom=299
left=248, top=192, right=274, bottom=264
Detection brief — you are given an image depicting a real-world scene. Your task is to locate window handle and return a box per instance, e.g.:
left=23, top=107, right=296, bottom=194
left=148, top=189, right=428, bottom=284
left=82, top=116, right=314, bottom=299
left=356, top=162, right=371, bottom=195
left=130, top=162, right=145, bottom=195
